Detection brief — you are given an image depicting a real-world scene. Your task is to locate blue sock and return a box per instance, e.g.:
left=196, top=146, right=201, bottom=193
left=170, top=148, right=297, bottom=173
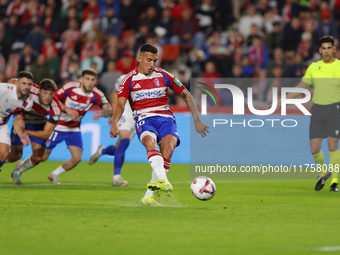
left=114, top=138, right=130, bottom=175
left=0, top=160, right=3, bottom=168
left=102, top=145, right=116, bottom=156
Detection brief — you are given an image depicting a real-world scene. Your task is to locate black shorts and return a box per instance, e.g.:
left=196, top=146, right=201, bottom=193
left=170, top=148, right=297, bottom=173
left=310, top=103, right=340, bottom=139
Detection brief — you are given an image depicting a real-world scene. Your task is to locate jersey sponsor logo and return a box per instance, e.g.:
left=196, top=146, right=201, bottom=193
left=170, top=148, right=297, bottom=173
left=133, top=83, right=141, bottom=89
left=173, top=77, right=183, bottom=87
left=52, top=115, right=60, bottom=122
left=101, top=96, right=108, bottom=104
left=134, top=89, right=163, bottom=101
left=154, top=78, right=160, bottom=87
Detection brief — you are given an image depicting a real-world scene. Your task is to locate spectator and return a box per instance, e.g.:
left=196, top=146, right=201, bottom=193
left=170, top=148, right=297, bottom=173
left=82, top=0, right=100, bottom=22
left=19, top=44, right=35, bottom=72
left=41, top=36, right=58, bottom=58
left=248, top=36, right=269, bottom=70
left=30, top=54, right=53, bottom=83
left=103, top=46, right=118, bottom=71
left=60, top=47, right=78, bottom=79
left=80, top=31, right=102, bottom=61
left=98, top=0, right=120, bottom=17
left=239, top=5, right=264, bottom=37
left=24, top=23, right=45, bottom=56
left=81, top=10, right=100, bottom=35
left=99, top=60, right=122, bottom=101
left=281, top=17, right=303, bottom=52
left=155, top=8, right=174, bottom=45
left=140, top=6, right=158, bottom=31
left=246, top=24, right=264, bottom=47
left=170, top=0, right=193, bottom=19
left=315, top=8, right=339, bottom=39
left=115, top=49, right=137, bottom=74
left=39, top=5, right=60, bottom=40
left=99, top=7, right=122, bottom=37
left=267, top=48, right=289, bottom=77
left=230, top=64, right=244, bottom=78
left=240, top=55, right=255, bottom=78
left=5, top=51, right=20, bottom=79
left=202, top=61, right=221, bottom=78
left=264, top=21, right=283, bottom=56
left=297, top=31, right=315, bottom=61
left=119, top=0, right=139, bottom=30
left=61, top=60, right=81, bottom=83
left=226, top=23, right=244, bottom=51
left=195, top=0, right=217, bottom=35
left=81, top=47, right=104, bottom=74
left=6, top=0, right=31, bottom=25
left=172, top=7, right=205, bottom=49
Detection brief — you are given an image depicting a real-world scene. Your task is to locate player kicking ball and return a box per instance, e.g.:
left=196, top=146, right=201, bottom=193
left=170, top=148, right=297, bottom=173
left=42, top=68, right=112, bottom=184
left=88, top=74, right=134, bottom=187
left=9, top=79, right=62, bottom=185
left=110, top=44, right=209, bottom=206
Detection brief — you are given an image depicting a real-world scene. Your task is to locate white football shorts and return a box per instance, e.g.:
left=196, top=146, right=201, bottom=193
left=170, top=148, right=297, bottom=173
left=0, top=124, right=11, bottom=145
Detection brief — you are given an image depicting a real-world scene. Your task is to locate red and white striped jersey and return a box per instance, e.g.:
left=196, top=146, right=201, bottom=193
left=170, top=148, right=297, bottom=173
left=21, top=84, right=62, bottom=125
left=55, top=81, right=108, bottom=132
left=118, top=67, right=185, bottom=120
left=0, top=83, right=33, bottom=125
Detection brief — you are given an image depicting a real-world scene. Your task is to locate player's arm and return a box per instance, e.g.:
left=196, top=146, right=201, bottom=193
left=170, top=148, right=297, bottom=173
left=13, top=114, right=30, bottom=146
left=25, top=122, right=56, bottom=140
left=59, top=101, right=79, bottom=120
left=93, top=103, right=113, bottom=120
left=275, top=80, right=310, bottom=108
left=179, top=88, right=209, bottom=137
left=108, top=89, right=118, bottom=125
left=110, top=96, right=127, bottom=138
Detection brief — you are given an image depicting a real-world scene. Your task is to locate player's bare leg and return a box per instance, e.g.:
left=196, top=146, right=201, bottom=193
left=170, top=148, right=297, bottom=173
left=0, top=143, right=10, bottom=171
left=328, top=137, right=340, bottom=191
left=8, top=145, right=23, bottom=163
left=48, top=146, right=82, bottom=184
left=12, top=142, right=45, bottom=185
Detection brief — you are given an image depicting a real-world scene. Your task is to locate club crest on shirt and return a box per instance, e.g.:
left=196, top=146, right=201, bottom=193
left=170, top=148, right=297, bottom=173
left=154, top=78, right=160, bottom=87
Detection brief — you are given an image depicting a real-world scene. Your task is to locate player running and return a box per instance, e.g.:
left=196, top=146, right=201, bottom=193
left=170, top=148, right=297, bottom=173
left=110, top=44, right=209, bottom=206
left=88, top=74, right=134, bottom=187
left=0, top=71, right=34, bottom=172
left=281, top=36, right=340, bottom=192
left=10, top=79, right=62, bottom=185
left=43, top=68, right=112, bottom=184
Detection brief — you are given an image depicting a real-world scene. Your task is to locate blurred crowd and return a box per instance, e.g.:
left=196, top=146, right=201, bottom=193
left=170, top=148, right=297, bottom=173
left=1, top=0, right=340, bottom=105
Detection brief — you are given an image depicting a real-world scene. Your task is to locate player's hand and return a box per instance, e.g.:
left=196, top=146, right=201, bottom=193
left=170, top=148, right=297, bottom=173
left=65, top=107, right=79, bottom=121
left=93, top=112, right=102, bottom=121
left=195, top=120, right=209, bottom=137
left=110, top=123, right=119, bottom=138
left=108, top=116, right=114, bottom=126
left=19, top=133, right=30, bottom=147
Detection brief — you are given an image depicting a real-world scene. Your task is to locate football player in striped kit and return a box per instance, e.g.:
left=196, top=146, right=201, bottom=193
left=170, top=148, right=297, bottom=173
left=9, top=79, right=62, bottom=185
left=43, top=68, right=112, bottom=184
left=111, top=44, right=209, bottom=206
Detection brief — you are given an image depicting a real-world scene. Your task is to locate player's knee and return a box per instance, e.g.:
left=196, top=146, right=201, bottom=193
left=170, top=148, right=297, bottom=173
left=31, top=156, right=43, bottom=164
left=72, top=155, right=82, bottom=164
left=311, top=147, right=320, bottom=155
left=1, top=150, right=10, bottom=162
left=10, top=152, right=22, bottom=162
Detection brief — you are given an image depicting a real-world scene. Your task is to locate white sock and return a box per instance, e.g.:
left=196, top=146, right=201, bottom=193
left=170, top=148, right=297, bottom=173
left=17, top=156, right=35, bottom=174
left=143, top=171, right=157, bottom=199
left=52, top=165, right=66, bottom=176
left=147, top=150, right=168, bottom=181
left=113, top=174, right=121, bottom=180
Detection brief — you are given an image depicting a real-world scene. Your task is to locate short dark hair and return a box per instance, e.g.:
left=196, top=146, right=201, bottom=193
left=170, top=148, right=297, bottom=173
left=139, top=43, right=158, bottom=54
left=39, top=79, right=58, bottom=92
left=18, top=71, right=34, bottom=81
left=319, top=35, right=334, bottom=47
left=81, top=68, right=98, bottom=78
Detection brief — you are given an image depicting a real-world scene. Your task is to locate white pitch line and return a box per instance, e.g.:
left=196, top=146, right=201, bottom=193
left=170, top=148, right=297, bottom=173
left=311, top=246, right=340, bottom=252
left=0, top=179, right=315, bottom=187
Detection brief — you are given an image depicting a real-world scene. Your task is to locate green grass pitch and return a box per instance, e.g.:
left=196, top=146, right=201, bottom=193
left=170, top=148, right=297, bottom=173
left=0, top=161, right=339, bottom=255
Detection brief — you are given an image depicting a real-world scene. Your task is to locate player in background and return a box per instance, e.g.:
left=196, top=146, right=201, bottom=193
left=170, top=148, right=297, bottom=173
left=279, top=36, right=340, bottom=192
left=9, top=79, right=61, bottom=185
left=88, top=74, right=134, bottom=187
left=110, top=44, right=209, bottom=206
left=0, top=71, right=34, bottom=172
left=42, top=68, right=112, bottom=184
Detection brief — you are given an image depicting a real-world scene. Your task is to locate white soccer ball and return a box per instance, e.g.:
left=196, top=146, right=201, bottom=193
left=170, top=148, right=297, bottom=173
left=191, top=176, right=216, bottom=201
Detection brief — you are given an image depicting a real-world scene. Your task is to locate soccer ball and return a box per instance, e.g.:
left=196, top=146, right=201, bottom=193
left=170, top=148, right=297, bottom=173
left=191, top=176, right=216, bottom=201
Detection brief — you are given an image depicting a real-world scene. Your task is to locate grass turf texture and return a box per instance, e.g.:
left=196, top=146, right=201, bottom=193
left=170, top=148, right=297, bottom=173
left=0, top=161, right=339, bottom=255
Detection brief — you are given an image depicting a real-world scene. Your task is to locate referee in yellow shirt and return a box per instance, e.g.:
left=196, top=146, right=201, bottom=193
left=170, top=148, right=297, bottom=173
left=285, top=35, right=340, bottom=192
